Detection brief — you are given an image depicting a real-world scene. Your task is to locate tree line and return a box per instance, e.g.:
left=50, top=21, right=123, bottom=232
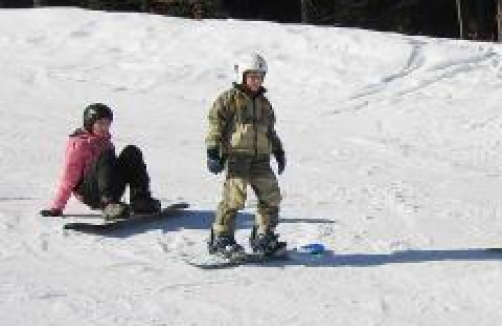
left=1, top=0, right=501, bottom=41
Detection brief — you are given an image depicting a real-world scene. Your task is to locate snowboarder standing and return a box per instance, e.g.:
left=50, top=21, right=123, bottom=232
left=40, top=103, right=161, bottom=220
left=205, top=53, right=287, bottom=259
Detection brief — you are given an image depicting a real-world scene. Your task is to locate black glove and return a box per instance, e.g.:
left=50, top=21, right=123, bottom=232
left=207, top=146, right=225, bottom=174
left=40, top=208, right=62, bottom=217
left=274, top=150, right=286, bottom=174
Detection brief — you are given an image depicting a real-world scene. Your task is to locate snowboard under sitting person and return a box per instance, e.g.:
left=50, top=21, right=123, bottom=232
left=205, top=53, right=287, bottom=260
left=40, top=103, right=161, bottom=220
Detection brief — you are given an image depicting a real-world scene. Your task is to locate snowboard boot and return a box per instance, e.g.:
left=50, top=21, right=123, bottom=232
left=207, top=229, right=246, bottom=261
left=102, top=202, right=130, bottom=221
left=130, top=196, right=161, bottom=215
left=249, top=226, right=287, bottom=258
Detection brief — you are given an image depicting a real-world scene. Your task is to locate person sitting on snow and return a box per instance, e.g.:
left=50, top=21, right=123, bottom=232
left=40, top=103, right=161, bottom=220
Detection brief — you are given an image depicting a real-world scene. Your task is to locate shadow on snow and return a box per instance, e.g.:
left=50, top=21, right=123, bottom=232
left=63, top=209, right=502, bottom=267
left=257, top=248, right=502, bottom=268
left=63, top=209, right=336, bottom=238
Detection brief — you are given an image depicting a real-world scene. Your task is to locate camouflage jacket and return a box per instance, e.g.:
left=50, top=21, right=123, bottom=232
left=206, top=84, right=283, bottom=157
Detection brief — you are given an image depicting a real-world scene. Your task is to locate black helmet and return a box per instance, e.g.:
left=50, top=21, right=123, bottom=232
left=83, top=103, right=113, bottom=132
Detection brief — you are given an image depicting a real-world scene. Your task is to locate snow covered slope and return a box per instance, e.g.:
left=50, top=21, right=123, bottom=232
left=1, top=7, right=502, bottom=325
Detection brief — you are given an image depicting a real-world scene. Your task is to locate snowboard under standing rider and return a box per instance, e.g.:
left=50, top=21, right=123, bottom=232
left=205, top=53, right=287, bottom=259
left=40, top=103, right=161, bottom=220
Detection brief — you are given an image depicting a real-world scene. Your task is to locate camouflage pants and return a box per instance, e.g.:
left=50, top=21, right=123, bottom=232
left=212, top=156, right=282, bottom=236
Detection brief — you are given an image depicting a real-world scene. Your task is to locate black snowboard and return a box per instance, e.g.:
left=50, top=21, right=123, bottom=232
left=63, top=202, right=189, bottom=234
left=182, top=250, right=291, bottom=270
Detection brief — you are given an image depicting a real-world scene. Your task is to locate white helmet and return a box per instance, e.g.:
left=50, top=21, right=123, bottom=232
left=234, top=53, right=267, bottom=83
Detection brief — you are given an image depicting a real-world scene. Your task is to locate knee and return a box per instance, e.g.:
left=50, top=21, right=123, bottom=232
left=258, top=205, right=279, bottom=219
left=119, top=145, right=143, bottom=162
left=221, top=199, right=245, bottom=212
left=263, top=190, right=282, bottom=208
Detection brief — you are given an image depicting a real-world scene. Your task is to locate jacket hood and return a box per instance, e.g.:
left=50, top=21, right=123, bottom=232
left=69, top=128, right=87, bottom=137
left=69, top=128, right=111, bottom=141
left=233, top=83, right=267, bottom=98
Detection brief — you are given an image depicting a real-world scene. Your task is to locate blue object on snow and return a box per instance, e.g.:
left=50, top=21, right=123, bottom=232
left=297, top=243, right=326, bottom=255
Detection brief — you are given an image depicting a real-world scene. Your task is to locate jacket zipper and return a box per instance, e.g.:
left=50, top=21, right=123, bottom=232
left=252, top=97, right=258, bottom=157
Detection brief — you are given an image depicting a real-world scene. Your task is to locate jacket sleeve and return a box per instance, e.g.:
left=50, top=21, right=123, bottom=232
left=50, top=139, right=86, bottom=211
left=205, top=92, right=228, bottom=149
left=269, top=108, right=283, bottom=153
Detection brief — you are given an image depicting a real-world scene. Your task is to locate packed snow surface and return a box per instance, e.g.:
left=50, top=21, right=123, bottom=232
left=1, top=7, right=502, bottom=325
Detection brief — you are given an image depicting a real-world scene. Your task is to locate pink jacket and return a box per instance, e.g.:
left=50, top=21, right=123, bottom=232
left=50, top=129, right=113, bottom=211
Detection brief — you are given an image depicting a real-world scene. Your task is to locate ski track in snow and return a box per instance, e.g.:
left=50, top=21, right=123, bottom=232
left=347, top=39, right=502, bottom=110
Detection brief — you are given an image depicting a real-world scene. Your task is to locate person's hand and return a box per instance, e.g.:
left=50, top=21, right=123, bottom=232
left=40, top=208, right=62, bottom=217
left=207, top=146, right=225, bottom=174
left=274, top=150, right=286, bottom=174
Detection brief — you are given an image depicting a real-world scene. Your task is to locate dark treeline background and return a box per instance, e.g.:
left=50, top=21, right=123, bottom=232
left=1, top=0, right=500, bottom=41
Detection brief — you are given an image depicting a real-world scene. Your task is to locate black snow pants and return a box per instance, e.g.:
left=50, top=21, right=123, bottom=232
left=74, top=145, right=152, bottom=209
